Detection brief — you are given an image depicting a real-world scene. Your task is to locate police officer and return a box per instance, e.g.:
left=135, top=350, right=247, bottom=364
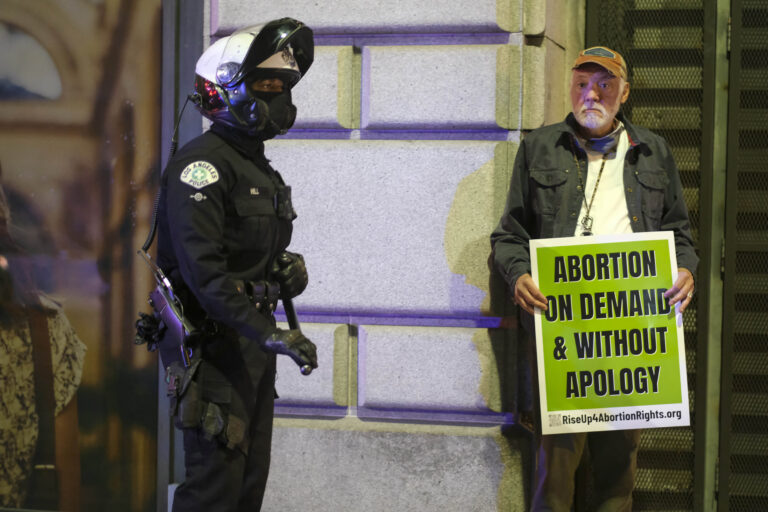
left=156, top=19, right=318, bottom=511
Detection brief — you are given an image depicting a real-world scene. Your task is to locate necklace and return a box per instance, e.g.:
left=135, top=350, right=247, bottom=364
left=571, top=141, right=608, bottom=236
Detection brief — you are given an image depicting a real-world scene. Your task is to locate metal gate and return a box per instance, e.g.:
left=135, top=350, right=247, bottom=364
left=586, top=0, right=768, bottom=510
left=721, top=1, right=768, bottom=510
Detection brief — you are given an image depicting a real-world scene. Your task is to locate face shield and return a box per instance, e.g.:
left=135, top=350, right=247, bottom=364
left=198, top=18, right=313, bottom=88
left=193, top=18, right=314, bottom=136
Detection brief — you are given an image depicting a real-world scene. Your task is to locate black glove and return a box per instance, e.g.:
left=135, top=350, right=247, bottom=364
left=134, top=311, right=164, bottom=350
left=262, top=328, right=318, bottom=369
left=271, top=251, right=308, bottom=299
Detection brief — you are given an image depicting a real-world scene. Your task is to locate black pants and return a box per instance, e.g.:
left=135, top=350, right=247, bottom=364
left=172, top=334, right=277, bottom=512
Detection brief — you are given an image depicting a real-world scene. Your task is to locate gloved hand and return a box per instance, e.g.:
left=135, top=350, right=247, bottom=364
left=262, top=328, right=318, bottom=370
left=134, top=311, right=164, bottom=350
left=271, top=251, right=308, bottom=299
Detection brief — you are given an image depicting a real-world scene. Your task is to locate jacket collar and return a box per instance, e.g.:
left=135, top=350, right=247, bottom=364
left=210, top=123, right=270, bottom=164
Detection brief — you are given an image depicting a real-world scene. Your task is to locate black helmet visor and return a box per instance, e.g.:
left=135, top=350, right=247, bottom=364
left=224, top=18, right=314, bottom=87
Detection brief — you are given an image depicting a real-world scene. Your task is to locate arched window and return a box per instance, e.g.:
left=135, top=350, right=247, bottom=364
left=0, top=21, right=62, bottom=100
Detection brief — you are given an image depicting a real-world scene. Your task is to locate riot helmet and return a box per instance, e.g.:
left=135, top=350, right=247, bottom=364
left=193, top=18, right=313, bottom=138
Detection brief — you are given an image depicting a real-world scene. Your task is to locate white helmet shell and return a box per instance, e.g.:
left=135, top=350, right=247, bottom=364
left=195, top=27, right=265, bottom=85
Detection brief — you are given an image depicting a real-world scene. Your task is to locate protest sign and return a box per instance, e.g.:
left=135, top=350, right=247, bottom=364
left=531, top=231, right=690, bottom=434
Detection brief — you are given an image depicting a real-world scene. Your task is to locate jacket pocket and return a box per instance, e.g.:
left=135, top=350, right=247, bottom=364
left=228, top=196, right=276, bottom=255
left=635, top=170, right=669, bottom=228
left=529, top=168, right=569, bottom=237
left=635, top=170, right=669, bottom=190
left=530, top=168, right=569, bottom=188
left=234, top=196, right=275, bottom=216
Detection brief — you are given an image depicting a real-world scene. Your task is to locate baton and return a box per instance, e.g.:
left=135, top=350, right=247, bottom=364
left=283, top=297, right=312, bottom=376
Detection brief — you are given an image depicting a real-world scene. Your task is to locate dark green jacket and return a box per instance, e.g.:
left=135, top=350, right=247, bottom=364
left=491, top=112, right=698, bottom=290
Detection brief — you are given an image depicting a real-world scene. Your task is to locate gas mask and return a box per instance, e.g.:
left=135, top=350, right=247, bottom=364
left=250, top=90, right=296, bottom=139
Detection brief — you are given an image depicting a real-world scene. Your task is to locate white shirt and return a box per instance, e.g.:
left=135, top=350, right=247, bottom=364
left=573, top=122, right=632, bottom=236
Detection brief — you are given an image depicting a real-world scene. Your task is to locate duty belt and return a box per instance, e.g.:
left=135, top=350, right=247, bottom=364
left=243, top=280, right=280, bottom=314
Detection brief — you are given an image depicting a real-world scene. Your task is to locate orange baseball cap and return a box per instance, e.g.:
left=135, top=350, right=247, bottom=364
left=572, top=46, right=627, bottom=80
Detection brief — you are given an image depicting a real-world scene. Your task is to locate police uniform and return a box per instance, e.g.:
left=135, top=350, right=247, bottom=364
left=157, top=123, right=295, bottom=511
left=147, top=18, right=316, bottom=511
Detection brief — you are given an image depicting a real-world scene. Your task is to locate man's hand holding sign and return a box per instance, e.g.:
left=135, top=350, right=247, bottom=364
left=664, top=267, right=695, bottom=312
left=515, top=266, right=694, bottom=315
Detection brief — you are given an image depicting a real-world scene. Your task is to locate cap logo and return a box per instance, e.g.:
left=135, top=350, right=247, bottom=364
left=583, top=47, right=616, bottom=58
left=573, top=46, right=627, bottom=79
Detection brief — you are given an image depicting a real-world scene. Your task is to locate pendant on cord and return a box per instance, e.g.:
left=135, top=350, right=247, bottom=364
left=581, top=215, right=593, bottom=236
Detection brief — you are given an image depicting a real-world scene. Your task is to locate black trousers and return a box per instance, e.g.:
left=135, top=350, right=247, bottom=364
left=172, top=333, right=277, bottom=512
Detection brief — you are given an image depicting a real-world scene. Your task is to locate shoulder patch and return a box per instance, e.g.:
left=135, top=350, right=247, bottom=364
left=180, top=161, right=220, bottom=189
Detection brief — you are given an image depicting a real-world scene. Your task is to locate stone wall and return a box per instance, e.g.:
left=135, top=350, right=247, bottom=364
left=191, top=1, right=585, bottom=509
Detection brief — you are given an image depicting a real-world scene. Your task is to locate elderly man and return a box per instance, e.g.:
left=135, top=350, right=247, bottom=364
left=491, top=46, right=697, bottom=511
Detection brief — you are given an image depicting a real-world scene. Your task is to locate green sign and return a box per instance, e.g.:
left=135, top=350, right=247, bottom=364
left=531, top=232, right=690, bottom=434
